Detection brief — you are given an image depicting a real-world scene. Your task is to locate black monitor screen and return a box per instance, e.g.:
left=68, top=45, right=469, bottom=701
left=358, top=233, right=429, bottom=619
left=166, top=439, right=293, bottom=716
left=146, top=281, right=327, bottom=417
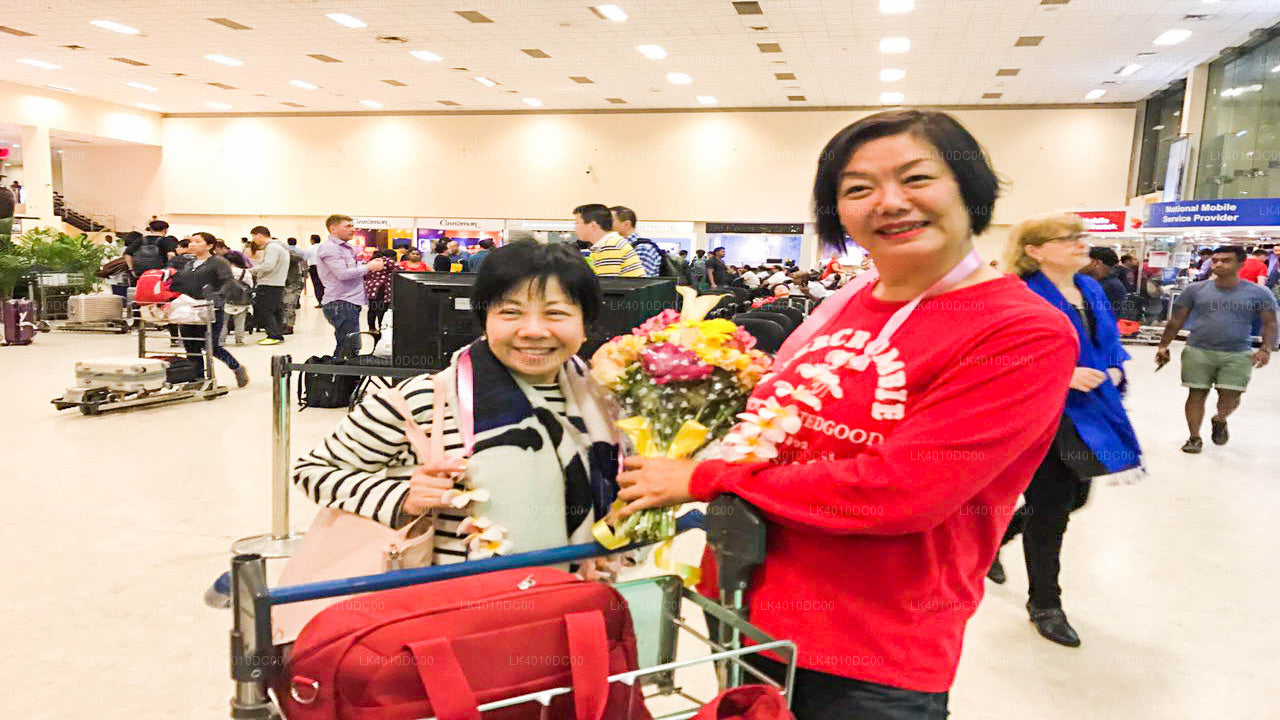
left=393, top=272, right=678, bottom=370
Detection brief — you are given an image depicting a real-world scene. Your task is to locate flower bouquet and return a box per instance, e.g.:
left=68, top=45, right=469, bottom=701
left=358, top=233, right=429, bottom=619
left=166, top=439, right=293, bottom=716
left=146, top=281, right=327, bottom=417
left=590, top=288, right=773, bottom=545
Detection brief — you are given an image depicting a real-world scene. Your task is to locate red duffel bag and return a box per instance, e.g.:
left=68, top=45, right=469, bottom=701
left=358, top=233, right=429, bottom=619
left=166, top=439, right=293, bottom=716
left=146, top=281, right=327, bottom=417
left=134, top=268, right=179, bottom=303
left=279, top=566, right=652, bottom=720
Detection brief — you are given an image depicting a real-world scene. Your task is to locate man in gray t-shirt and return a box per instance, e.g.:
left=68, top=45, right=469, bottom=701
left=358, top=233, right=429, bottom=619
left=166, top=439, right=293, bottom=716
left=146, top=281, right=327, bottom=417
left=1156, top=246, right=1277, bottom=454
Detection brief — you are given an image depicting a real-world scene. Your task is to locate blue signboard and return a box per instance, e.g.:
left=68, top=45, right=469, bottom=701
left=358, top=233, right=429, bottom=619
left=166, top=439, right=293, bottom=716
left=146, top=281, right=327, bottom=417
left=1146, top=197, right=1280, bottom=228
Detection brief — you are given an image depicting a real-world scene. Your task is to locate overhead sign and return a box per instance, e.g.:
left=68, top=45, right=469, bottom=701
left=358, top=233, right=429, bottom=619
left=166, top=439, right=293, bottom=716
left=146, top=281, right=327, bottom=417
left=706, top=222, right=805, bottom=234
left=1145, top=197, right=1280, bottom=229
left=636, top=221, right=695, bottom=238
left=353, top=216, right=414, bottom=229
left=1069, top=210, right=1128, bottom=233
left=415, top=217, right=505, bottom=231
left=507, top=219, right=575, bottom=232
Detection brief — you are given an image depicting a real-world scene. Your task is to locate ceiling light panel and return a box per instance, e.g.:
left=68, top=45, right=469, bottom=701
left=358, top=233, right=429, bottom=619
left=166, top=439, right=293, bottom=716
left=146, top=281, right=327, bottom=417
left=733, top=2, right=764, bottom=14
left=0, top=26, right=36, bottom=37
left=1118, top=64, right=1142, bottom=76
left=757, top=43, right=782, bottom=53
left=474, top=76, right=497, bottom=87
left=1084, top=89, right=1107, bottom=99
left=90, top=20, right=140, bottom=34
left=45, top=84, right=78, bottom=93
left=592, top=5, right=628, bottom=22
left=880, top=68, right=906, bottom=82
left=126, top=82, right=157, bottom=92
left=19, top=58, right=60, bottom=70
left=667, top=72, right=692, bottom=84
left=522, top=49, right=551, bottom=58
left=880, top=91, right=905, bottom=105
left=359, top=99, right=383, bottom=108
left=208, top=18, right=252, bottom=30
left=456, top=11, right=494, bottom=23
left=522, top=97, right=543, bottom=107
left=1015, top=36, right=1044, bottom=46
left=308, top=54, right=342, bottom=63
left=1153, top=29, right=1192, bottom=45
left=326, top=13, right=367, bottom=28
left=204, top=54, right=243, bottom=66
left=636, top=45, right=667, bottom=59
left=410, top=50, right=443, bottom=62
left=696, top=96, right=718, bottom=105
left=290, top=80, right=318, bottom=90
left=880, top=37, right=910, bottom=53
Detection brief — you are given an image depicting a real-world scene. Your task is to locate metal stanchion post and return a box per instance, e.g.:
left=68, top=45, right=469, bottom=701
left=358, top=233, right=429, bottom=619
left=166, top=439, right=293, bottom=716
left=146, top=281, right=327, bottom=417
left=232, top=354, right=304, bottom=558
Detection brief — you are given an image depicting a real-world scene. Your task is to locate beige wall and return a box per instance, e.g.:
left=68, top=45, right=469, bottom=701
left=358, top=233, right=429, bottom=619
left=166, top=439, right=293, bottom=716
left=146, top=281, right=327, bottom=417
left=59, top=145, right=165, bottom=230
left=161, top=107, right=1136, bottom=229
left=0, top=80, right=162, bottom=145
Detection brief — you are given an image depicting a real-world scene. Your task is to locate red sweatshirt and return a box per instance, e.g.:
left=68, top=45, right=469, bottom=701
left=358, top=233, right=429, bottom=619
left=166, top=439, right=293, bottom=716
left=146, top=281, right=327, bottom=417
left=691, top=275, right=1077, bottom=692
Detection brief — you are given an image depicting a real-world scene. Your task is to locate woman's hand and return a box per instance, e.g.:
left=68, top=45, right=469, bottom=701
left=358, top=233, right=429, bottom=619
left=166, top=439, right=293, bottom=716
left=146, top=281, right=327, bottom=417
left=401, top=457, right=468, bottom=516
left=576, top=555, right=623, bottom=583
left=1069, top=367, right=1107, bottom=392
left=1107, top=367, right=1124, bottom=386
left=615, top=457, right=699, bottom=520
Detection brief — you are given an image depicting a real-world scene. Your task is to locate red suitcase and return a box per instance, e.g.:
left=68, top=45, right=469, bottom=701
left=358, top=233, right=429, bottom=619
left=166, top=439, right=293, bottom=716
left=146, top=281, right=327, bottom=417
left=134, top=268, right=179, bottom=303
left=279, top=566, right=652, bottom=720
left=2, top=299, right=37, bottom=345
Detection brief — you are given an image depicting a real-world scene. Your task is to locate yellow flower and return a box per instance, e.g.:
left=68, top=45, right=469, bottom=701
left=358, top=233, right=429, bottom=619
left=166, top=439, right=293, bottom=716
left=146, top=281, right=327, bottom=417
left=590, top=334, right=645, bottom=389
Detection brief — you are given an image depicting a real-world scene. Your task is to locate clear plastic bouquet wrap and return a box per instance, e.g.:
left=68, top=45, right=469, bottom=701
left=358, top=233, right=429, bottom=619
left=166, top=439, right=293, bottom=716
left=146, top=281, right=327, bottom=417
left=590, top=290, right=773, bottom=545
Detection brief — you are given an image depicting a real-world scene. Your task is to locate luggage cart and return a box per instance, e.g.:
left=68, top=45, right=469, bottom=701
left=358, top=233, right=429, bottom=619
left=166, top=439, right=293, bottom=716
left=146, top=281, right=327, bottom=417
left=228, top=497, right=795, bottom=720
left=27, top=272, right=86, bottom=331
left=51, top=301, right=230, bottom=415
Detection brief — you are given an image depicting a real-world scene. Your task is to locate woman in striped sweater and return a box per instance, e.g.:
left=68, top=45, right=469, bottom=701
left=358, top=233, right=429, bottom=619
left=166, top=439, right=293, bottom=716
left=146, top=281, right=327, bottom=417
left=293, top=240, right=624, bottom=577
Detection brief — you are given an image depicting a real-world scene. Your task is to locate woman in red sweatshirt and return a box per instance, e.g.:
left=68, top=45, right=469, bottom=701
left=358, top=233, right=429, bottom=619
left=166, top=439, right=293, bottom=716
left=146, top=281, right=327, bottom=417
left=615, top=110, right=1078, bottom=719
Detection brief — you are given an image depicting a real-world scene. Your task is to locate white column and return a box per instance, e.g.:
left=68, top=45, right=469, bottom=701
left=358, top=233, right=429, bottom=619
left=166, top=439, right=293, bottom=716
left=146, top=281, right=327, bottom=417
left=1178, top=63, right=1211, bottom=196
left=19, top=124, right=58, bottom=230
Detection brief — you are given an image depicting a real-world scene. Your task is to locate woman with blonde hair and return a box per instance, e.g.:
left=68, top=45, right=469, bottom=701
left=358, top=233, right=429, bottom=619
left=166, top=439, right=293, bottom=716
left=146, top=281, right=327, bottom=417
left=990, top=213, right=1142, bottom=647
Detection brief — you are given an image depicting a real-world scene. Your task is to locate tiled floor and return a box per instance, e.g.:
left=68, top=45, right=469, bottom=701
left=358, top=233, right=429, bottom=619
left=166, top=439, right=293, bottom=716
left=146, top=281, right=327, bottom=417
left=2, top=303, right=1276, bottom=719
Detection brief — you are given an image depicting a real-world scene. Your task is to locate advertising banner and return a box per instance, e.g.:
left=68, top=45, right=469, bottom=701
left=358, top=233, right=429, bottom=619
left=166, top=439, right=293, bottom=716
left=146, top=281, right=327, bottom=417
left=1069, top=210, right=1128, bottom=233
left=1145, top=198, right=1280, bottom=229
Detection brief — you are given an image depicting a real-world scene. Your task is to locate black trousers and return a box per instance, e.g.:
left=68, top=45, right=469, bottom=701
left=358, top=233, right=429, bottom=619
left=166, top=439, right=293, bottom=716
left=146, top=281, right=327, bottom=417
left=308, top=266, right=325, bottom=304
left=367, top=298, right=389, bottom=334
left=752, top=656, right=948, bottom=720
left=1002, top=449, right=1092, bottom=609
left=253, top=285, right=285, bottom=340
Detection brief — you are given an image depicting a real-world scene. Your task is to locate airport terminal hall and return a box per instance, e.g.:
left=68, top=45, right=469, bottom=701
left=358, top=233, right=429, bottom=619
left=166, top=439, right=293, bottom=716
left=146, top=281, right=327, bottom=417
left=3, top=1, right=1280, bottom=719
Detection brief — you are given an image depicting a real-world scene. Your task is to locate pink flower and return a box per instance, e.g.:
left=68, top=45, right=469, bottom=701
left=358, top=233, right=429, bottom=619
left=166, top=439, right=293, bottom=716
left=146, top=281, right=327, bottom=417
left=641, top=342, right=714, bottom=384
left=632, top=309, right=682, bottom=337
left=728, top=327, right=758, bottom=352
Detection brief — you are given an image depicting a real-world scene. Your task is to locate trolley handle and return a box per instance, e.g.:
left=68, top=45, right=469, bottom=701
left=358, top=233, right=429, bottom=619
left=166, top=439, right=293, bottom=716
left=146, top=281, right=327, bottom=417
left=266, top=509, right=707, bottom=607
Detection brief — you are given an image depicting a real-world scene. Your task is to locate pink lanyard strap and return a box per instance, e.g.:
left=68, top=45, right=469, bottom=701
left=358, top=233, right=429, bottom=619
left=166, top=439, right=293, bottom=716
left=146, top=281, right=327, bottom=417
left=775, top=249, right=984, bottom=366
left=454, top=348, right=476, bottom=453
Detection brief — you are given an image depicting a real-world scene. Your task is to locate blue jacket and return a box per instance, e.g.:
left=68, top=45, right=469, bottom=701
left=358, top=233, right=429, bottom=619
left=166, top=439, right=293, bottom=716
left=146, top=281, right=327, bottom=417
left=1024, top=272, right=1142, bottom=474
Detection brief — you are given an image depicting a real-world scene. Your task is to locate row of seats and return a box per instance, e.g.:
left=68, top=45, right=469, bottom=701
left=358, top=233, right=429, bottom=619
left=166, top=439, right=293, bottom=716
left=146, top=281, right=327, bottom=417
left=696, top=288, right=815, bottom=354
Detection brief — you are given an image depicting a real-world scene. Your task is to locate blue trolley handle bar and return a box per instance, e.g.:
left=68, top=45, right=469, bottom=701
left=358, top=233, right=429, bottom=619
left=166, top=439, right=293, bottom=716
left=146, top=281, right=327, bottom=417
left=266, top=509, right=706, bottom=607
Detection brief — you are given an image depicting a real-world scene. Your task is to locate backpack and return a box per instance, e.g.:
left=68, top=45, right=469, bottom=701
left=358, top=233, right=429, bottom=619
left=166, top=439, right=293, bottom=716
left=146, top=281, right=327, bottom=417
left=298, top=355, right=361, bottom=409
left=133, top=236, right=165, bottom=273
left=286, top=251, right=308, bottom=288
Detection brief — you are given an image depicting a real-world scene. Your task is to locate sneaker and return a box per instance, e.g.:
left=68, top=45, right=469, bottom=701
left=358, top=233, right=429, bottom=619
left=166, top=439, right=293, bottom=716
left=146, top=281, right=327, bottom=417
left=1181, top=436, right=1203, bottom=454
left=233, top=365, right=249, bottom=388
left=257, top=337, right=283, bottom=346
left=1210, top=417, right=1229, bottom=446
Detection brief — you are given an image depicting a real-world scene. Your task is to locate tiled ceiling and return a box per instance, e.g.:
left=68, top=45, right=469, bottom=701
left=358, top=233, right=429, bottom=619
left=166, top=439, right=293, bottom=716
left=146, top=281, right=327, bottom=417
left=0, top=0, right=1277, bottom=114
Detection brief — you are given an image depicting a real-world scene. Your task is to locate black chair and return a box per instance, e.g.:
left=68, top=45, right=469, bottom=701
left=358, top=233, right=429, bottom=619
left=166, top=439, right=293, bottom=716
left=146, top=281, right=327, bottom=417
left=770, top=305, right=805, bottom=328
left=738, top=310, right=796, bottom=335
left=733, top=317, right=786, bottom=354
left=706, top=294, right=738, bottom=320
left=728, top=287, right=751, bottom=305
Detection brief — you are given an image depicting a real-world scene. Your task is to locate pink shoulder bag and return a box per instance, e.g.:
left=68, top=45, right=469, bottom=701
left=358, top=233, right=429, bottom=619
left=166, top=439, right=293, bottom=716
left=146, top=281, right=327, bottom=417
left=272, top=374, right=449, bottom=642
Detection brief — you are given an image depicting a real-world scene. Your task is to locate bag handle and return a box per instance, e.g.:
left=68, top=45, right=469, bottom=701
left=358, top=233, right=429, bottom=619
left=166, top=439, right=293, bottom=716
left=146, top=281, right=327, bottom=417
left=405, top=610, right=610, bottom=720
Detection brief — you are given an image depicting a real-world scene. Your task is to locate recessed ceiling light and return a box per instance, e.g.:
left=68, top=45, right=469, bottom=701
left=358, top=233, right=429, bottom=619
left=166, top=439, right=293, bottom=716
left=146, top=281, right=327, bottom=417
left=410, top=50, right=443, bottom=62
left=474, top=76, right=497, bottom=87
left=205, top=101, right=232, bottom=110
left=593, top=5, right=629, bottom=22
left=137, top=103, right=163, bottom=112
left=880, top=91, right=905, bottom=105
left=522, top=97, right=543, bottom=107
left=879, top=68, right=906, bottom=82
left=756, top=43, right=782, bottom=53
left=45, top=84, right=78, bottom=93
left=1235, top=129, right=1247, bottom=137
left=456, top=11, right=494, bottom=23
left=522, top=49, right=551, bottom=58
left=18, top=58, right=60, bottom=70
left=733, top=1, right=764, bottom=14
left=1015, top=35, right=1044, bottom=46
left=359, top=99, right=383, bottom=108
left=90, top=20, right=141, bottom=34
left=879, top=37, right=910, bottom=53
left=326, top=13, right=367, bottom=28
left=1118, top=64, right=1142, bottom=76
left=696, top=95, right=718, bottom=105
left=126, top=82, right=157, bottom=92
left=606, top=97, right=627, bottom=104
left=1152, top=125, right=1165, bottom=130
left=636, top=44, right=668, bottom=60
left=204, top=54, right=243, bottom=66
left=879, top=0, right=915, bottom=13
left=1153, top=29, right=1191, bottom=46
left=290, top=79, right=318, bottom=90
left=667, top=72, right=692, bottom=84
left=1084, top=89, right=1106, bottom=100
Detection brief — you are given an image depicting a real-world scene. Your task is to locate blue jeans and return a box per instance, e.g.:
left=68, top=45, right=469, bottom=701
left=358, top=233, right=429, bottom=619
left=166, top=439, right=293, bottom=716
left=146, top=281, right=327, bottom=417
left=322, top=300, right=362, bottom=359
left=179, top=306, right=241, bottom=374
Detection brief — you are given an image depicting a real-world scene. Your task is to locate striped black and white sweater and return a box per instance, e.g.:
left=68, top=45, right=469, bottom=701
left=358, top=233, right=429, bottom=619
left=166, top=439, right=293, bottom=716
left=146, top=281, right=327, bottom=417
left=292, top=373, right=568, bottom=565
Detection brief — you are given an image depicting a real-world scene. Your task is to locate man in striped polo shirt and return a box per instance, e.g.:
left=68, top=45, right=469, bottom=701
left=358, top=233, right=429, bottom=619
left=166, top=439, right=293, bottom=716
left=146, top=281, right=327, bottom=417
left=574, top=203, right=644, bottom=277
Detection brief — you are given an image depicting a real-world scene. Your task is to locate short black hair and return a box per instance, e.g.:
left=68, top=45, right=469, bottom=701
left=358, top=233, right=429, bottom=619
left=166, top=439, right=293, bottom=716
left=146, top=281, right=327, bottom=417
left=813, top=109, right=1000, bottom=252
left=433, top=240, right=448, bottom=253
left=147, top=219, right=169, bottom=233
left=1212, top=246, right=1246, bottom=262
left=1120, top=253, right=1135, bottom=263
left=1089, top=246, right=1119, bottom=267
left=251, top=225, right=271, bottom=237
left=177, top=238, right=190, bottom=248
left=1198, top=248, right=1214, bottom=256
left=287, top=237, right=298, bottom=245
left=713, top=247, right=726, bottom=255
left=573, top=203, right=613, bottom=231
left=695, top=249, right=706, bottom=257
left=310, top=234, right=322, bottom=244
left=470, top=240, right=602, bottom=326
left=478, top=238, right=494, bottom=250
left=1251, top=248, right=1267, bottom=256
left=610, top=206, right=637, bottom=227
left=679, top=250, right=688, bottom=256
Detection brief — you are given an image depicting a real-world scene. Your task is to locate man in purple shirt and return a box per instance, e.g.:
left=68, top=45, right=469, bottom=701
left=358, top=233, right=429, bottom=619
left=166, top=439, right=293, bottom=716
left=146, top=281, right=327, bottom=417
left=315, top=214, right=384, bottom=358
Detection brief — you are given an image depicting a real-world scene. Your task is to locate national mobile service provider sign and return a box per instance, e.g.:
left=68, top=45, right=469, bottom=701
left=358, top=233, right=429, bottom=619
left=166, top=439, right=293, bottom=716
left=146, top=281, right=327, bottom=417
left=1145, top=197, right=1280, bottom=229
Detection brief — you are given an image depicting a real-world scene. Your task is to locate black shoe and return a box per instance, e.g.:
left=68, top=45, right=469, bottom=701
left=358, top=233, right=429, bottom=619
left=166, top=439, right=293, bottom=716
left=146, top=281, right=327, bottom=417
left=1210, top=417, right=1228, bottom=445
left=1027, top=603, right=1081, bottom=647
left=987, top=554, right=1006, bottom=584
left=1181, top=436, right=1203, bottom=454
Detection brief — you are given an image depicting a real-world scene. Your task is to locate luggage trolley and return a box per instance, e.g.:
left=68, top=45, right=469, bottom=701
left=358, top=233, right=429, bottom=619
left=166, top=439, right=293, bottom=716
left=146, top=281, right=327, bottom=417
left=228, top=497, right=796, bottom=719
left=51, top=300, right=230, bottom=414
